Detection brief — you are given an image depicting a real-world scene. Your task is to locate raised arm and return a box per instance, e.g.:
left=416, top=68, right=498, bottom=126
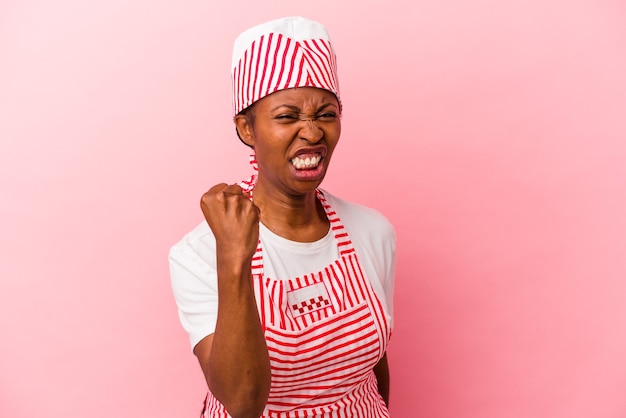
left=194, top=183, right=271, bottom=418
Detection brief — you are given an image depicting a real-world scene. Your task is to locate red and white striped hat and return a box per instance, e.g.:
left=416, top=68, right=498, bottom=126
left=231, top=16, right=340, bottom=116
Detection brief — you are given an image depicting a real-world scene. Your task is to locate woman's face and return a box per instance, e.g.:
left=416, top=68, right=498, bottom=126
left=236, top=87, right=341, bottom=198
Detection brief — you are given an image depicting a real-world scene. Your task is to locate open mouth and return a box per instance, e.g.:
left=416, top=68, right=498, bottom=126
left=290, top=154, right=322, bottom=170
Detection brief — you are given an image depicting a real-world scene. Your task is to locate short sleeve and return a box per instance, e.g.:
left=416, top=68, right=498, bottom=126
left=169, top=232, right=219, bottom=351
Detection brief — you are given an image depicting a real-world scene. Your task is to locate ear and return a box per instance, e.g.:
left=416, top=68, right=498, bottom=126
left=234, top=114, right=255, bottom=147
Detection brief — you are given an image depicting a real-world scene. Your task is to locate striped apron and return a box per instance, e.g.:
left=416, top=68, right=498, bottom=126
left=202, top=189, right=391, bottom=417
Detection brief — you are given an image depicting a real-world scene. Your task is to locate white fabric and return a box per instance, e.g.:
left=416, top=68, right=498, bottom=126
left=231, top=16, right=331, bottom=69
left=169, top=190, right=396, bottom=350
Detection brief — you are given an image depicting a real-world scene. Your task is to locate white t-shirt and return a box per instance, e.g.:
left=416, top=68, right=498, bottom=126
left=169, top=190, right=396, bottom=350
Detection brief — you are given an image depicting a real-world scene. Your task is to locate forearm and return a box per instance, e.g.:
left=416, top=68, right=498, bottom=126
left=202, top=260, right=271, bottom=418
left=373, top=353, right=390, bottom=407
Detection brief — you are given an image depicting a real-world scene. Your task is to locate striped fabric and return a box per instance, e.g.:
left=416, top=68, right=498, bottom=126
left=202, top=188, right=391, bottom=417
left=237, top=154, right=259, bottom=197
left=231, top=17, right=340, bottom=116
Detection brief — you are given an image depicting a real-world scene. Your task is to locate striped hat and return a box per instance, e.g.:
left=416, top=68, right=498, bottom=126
left=231, top=16, right=340, bottom=116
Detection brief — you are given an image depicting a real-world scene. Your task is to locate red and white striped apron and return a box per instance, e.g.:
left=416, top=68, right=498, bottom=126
left=202, top=189, right=391, bottom=417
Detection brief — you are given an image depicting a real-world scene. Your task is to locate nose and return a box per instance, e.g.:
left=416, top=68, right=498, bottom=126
left=299, top=118, right=323, bottom=143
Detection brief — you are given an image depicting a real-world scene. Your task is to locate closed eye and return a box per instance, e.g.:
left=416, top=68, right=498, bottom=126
left=275, top=114, right=298, bottom=121
left=316, top=112, right=337, bottom=121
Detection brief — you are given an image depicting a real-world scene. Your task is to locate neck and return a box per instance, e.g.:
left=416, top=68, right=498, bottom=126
left=252, top=183, right=328, bottom=242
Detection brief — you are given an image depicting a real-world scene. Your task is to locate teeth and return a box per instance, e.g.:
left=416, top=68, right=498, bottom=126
left=291, top=155, right=321, bottom=169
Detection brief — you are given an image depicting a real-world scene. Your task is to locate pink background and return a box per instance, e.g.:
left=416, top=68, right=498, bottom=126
left=1, top=0, right=625, bottom=417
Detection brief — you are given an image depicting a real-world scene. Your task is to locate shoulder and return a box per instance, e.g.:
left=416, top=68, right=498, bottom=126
left=320, top=189, right=396, bottom=243
left=170, top=221, right=215, bottom=253
left=319, top=189, right=397, bottom=327
left=171, top=220, right=213, bottom=249
left=168, top=221, right=216, bottom=273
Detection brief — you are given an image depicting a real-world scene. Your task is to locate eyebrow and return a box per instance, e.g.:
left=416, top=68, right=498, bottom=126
left=270, top=102, right=337, bottom=113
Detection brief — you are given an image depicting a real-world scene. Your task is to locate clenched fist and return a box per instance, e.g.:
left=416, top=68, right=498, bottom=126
left=200, top=183, right=260, bottom=265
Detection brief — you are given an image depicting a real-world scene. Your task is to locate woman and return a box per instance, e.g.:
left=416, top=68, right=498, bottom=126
left=169, top=16, right=396, bottom=418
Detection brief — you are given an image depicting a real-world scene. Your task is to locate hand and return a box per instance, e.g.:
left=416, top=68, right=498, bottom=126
left=200, top=183, right=260, bottom=264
